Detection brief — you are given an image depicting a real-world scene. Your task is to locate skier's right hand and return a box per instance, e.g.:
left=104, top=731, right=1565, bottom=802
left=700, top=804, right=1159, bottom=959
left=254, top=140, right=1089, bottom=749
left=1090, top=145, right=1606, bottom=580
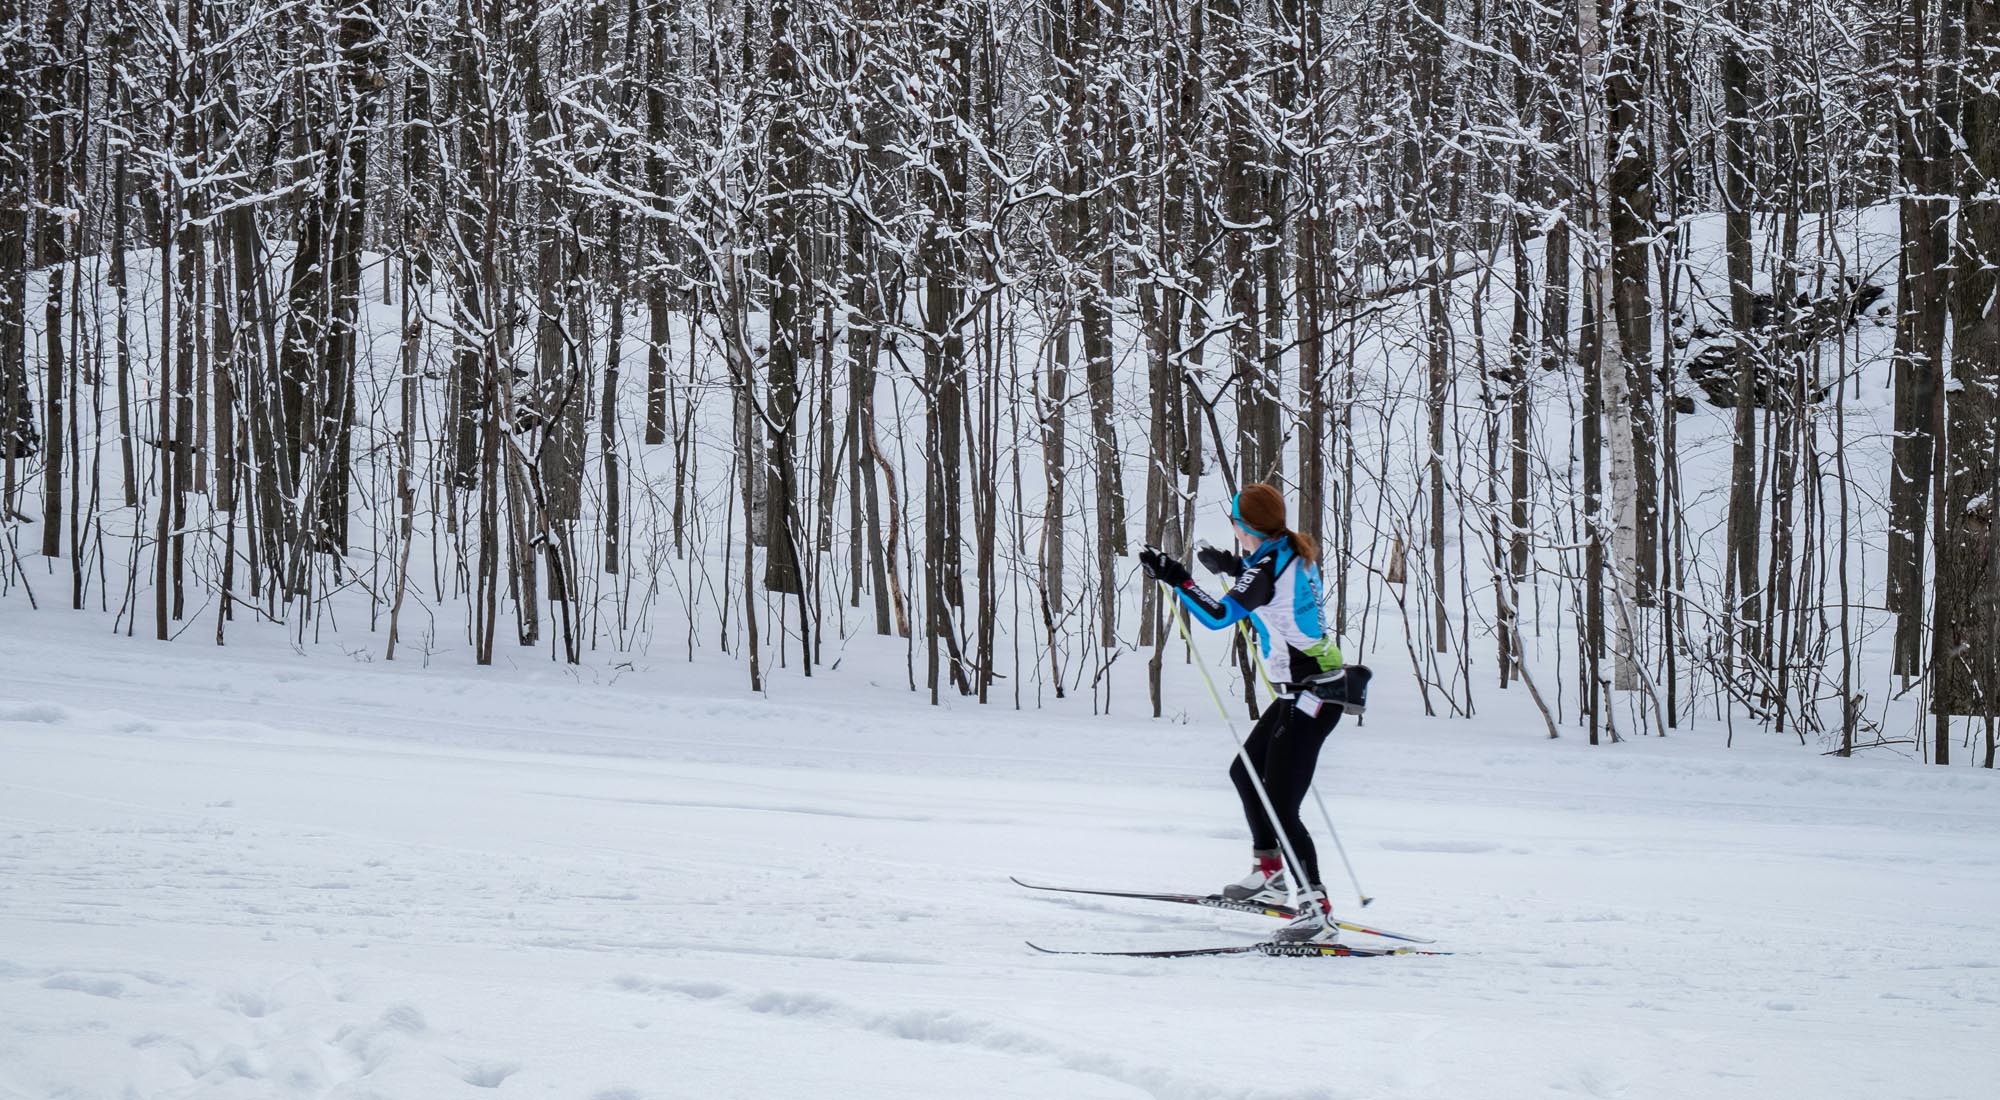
left=1139, top=548, right=1191, bottom=588
left=1196, top=545, right=1242, bottom=577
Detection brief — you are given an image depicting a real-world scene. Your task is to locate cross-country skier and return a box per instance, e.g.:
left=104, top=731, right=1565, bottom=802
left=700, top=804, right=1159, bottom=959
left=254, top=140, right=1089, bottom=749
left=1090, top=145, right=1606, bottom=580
left=1139, top=483, right=1348, bottom=944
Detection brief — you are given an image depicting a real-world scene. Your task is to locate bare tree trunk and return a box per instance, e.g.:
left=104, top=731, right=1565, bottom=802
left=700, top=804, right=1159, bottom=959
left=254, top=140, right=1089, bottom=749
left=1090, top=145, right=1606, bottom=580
left=1294, top=0, right=1327, bottom=555
left=1721, top=0, right=1763, bottom=672
left=36, top=0, right=70, bottom=559
left=763, top=0, right=805, bottom=596
left=1889, top=0, right=1948, bottom=678
left=602, top=271, right=624, bottom=576
left=1215, top=0, right=1265, bottom=488
left=1503, top=0, right=1539, bottom=686
left=1413, top=0, right=1450, bottom=654
left=1934, top=0, right=1996, bottom=758
left=642, top=10, right=670, bottom=446
left=0, top=16, right=30, bottom=506
left=1609, top=0, right=1658, bottom=610
left=108, top=59, right=135, bottom=509
left=1589, top=0, right=1640, bottom=693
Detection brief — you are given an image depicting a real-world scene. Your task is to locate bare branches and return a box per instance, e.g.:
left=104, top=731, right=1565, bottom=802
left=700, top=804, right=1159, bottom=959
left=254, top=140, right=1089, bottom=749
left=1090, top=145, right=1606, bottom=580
left=0, top=0, right=1988, bottom=761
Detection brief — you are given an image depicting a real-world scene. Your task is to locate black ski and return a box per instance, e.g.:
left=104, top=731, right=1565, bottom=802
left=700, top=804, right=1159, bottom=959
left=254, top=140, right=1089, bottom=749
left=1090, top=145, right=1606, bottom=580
left=1026, top=940, right=1453, bottom=959
left=1027, top=940, right=1264, bottom=959
left=1010, top=877, right=1436, bottom=944
left=1010, top=876, right=1296, bottom=918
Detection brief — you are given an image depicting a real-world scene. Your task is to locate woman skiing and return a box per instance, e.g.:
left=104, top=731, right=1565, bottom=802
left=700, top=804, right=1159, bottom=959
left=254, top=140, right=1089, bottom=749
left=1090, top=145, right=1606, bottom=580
left=1139, top=483, right=1348, bottom=944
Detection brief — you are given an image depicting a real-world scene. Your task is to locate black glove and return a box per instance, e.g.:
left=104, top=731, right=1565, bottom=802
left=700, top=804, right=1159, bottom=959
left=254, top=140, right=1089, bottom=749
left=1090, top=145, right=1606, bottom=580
left=1197, top=545, right=1242, bottom=578
left=1138, top=547, right=1191, bottom=587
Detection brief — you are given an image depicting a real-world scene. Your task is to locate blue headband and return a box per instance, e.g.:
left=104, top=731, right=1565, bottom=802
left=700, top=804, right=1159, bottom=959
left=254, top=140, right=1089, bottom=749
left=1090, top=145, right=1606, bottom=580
left=1231, top=494, right=1266, bottom=538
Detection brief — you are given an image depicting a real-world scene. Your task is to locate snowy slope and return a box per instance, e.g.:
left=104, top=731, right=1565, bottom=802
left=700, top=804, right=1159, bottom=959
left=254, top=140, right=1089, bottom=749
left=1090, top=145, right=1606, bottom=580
left=4, top=611, right=1997, bottom=1100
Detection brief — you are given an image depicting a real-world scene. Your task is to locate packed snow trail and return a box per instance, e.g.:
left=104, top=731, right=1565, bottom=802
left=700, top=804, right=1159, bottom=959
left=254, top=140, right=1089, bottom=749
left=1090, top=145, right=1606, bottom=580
left=2, top=612, right=1997, bottom=1099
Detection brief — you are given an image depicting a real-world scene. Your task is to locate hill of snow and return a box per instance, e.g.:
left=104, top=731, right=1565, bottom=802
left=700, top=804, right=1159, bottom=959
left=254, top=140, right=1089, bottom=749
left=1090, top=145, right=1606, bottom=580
left=4, top=606, right=1996, bottom=1099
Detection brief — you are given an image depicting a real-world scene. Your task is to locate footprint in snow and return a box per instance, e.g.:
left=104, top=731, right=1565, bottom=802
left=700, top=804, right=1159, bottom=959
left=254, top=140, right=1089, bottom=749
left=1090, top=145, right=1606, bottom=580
left=218, top=989, right=275, bottom=1018
left=378, top=1002, right=428, bottom=1034
left=457, top=1060, right=520, bottom=1089
left=42, top=973, right=125, bottom=999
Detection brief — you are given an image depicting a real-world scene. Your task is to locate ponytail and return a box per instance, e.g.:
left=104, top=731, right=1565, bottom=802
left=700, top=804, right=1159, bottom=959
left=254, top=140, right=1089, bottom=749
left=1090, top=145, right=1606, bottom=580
left=1287, top=528, right=1319, bottom=565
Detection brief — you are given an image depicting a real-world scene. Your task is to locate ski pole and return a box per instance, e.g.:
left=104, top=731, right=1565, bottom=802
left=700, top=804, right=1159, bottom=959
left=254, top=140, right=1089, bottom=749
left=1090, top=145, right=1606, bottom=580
left=1308, top=784, right=1372, bottom=908
left=1160, top=576, right=1309, bottom=911
left=1232, top=619, right=1375, bottom=909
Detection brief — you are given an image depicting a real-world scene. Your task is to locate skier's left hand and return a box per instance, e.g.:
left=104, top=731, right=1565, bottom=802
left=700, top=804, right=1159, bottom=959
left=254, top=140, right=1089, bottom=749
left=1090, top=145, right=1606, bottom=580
left=1139, top=547, right=1191, bottom=587
left=1197, top=545, right=1242, bottom=577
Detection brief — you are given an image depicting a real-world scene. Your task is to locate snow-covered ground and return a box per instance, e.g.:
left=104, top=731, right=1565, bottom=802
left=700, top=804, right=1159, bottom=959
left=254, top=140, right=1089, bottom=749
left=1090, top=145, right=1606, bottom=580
left=3, top=610, right=1996, bottom=1100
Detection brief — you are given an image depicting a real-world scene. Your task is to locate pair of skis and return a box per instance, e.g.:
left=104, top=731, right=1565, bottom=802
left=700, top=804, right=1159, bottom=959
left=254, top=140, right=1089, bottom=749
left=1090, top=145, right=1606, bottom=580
left=1027, top=939, right=1445, bottom=959
left=1014, top=877, right=1451, bottom=959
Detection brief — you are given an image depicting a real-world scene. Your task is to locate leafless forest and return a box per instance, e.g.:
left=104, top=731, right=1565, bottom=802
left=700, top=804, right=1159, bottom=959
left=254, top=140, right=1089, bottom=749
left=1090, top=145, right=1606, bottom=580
left=0, top=0, right=1995, bottom=764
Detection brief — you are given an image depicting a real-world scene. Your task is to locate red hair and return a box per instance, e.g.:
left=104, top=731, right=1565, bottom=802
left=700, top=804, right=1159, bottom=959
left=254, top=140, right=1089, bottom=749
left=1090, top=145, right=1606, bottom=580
left=1236, top=483, right=1318, bottom=564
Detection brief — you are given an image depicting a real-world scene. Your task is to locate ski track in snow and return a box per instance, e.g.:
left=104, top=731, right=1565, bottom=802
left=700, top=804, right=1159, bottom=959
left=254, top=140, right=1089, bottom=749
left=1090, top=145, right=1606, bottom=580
left=3, top=613, right=1998, bottom=1098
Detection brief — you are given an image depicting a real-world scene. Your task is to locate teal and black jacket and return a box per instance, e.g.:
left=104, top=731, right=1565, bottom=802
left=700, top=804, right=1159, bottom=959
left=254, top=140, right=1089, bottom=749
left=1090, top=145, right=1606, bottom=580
left=1170, top=533, right=1342, bottom=692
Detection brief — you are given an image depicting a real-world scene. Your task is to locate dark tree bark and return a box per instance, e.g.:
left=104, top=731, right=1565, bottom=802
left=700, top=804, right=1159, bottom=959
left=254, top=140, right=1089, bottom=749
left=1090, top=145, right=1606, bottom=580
left=1889, top=0, right=1950, bottom=678
left=1291, top=0, right=1327, bottom=557
left=36, top=0, right=70, bottom=559
left=1214, top=0, right=1266, bottom=488
left=445, top=18, right=487, bottom=496
left=0, top=8, right=30, bottom=500
left=763, top=0, right=805, bottom=596
left=920, top=2, right=970, bottom=698
left=642, top=9, right=672, bottom=447
left=1721, top=0, right=1763, bottom=665
left=1932, top=0, right=1998, bottom=753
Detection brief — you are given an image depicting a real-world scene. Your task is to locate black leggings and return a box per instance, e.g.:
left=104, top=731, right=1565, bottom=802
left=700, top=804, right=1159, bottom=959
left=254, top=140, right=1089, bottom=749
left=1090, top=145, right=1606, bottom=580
left=1228, top=697, right=1342, bottom=889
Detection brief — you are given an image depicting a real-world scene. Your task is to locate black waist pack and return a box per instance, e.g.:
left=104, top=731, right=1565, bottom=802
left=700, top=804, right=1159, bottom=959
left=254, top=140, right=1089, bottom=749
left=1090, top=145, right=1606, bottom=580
left=1292, top=665, right=1372, bottom=715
